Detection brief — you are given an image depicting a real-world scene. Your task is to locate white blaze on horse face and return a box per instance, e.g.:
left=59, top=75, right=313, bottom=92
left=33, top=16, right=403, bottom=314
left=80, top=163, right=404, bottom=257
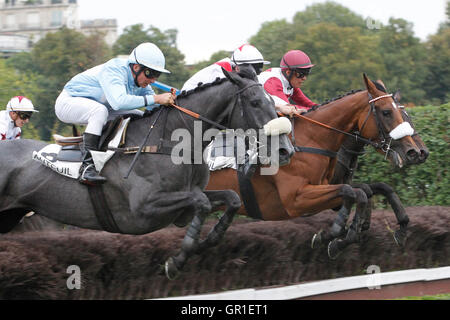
left=263, top=117, right=292, bottom=136
left=389, top=122, right=414, bottom=140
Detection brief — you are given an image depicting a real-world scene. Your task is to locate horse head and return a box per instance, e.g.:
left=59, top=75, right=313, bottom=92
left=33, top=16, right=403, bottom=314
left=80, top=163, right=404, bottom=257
left=359, top=74, right=421, bottom=168
left=221, top=65, right=295, bottom=168
left=392, top=90, right=429, bottom=164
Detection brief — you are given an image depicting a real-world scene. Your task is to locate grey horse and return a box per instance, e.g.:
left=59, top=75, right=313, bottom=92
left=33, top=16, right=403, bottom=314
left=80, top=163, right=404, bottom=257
left=0, top=65, right=295, bottom=279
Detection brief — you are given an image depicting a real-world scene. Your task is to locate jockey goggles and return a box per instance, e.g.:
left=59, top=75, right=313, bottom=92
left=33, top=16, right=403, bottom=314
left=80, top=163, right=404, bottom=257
left=293, top=68, right=311, bottom=79
left=16, top=111, right=33, bottom=120
left=143, top=67, right=161, bottom=79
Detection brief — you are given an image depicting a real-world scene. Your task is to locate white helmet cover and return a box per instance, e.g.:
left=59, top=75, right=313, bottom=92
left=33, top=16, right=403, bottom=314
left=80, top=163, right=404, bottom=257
left=6, top=96, right=38, bottom=112
left=231, top=44, right=270, bottom=65
left=128, top=42, right=170, bottom=74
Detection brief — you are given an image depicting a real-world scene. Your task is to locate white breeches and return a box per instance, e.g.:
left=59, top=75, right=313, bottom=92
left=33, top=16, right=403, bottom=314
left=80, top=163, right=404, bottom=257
left=55, top=90, right=143, bottom=136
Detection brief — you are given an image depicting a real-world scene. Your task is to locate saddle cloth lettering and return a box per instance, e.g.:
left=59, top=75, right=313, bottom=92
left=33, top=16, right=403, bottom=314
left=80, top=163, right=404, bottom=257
left=32, top=118, right=130, bottom=179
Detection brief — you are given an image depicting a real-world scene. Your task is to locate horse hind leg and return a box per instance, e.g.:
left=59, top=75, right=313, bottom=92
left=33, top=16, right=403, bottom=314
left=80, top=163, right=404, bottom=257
left=165, top=191, right=212, bottom=280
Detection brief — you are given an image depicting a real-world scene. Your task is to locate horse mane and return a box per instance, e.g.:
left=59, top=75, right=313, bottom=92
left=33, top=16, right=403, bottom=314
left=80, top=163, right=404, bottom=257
left=306, top=89, right=364, bottom=113
left=178, top=64, right=257, bottom=99
left=305, top=80, right=388, bottom=114
left=178, top=77, right=228, bottom=98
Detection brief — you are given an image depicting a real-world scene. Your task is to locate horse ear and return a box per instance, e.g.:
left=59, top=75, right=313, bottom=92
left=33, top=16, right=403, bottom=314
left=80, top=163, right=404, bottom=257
left=363, top=73, right=378, bottom=95
left=221, top=67, right=238, bottom=85
left=394, top=90, right=401, bottom=102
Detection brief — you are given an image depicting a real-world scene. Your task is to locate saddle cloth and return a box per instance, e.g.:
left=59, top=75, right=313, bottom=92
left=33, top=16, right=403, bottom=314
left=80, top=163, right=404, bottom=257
left=206, top=131, right=256, bottom=171
left=32, top=118, right=130, bottom=179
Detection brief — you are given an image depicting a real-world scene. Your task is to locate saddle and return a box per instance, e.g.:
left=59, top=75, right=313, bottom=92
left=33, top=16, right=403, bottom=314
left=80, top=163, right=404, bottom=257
left=33, top=117, right=131, bottom=179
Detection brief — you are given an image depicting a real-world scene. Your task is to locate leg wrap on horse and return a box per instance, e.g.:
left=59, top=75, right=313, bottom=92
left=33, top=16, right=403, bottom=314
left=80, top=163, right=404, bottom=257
left=79, top=133, right=107, bottom=185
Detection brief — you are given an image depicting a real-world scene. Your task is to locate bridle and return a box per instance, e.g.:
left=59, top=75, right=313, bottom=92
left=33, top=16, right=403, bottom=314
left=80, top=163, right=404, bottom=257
left=288, top=92, right=411, bottom=159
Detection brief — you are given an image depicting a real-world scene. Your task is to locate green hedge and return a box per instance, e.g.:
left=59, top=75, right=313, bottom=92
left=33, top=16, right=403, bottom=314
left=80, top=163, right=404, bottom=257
left=353, top=103, right=449, bottom=207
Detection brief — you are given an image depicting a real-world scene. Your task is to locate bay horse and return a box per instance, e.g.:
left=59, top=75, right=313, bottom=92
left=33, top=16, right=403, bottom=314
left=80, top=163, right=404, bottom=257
left=317, top=87, right=429, bottom=249
left=0, top=65, right=295, bottom=279
left=206, top=74, right=421, bottom=257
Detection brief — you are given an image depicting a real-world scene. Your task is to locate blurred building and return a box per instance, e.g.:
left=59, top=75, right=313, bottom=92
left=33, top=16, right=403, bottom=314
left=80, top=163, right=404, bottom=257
left=0, top=0, right=117, bottom=58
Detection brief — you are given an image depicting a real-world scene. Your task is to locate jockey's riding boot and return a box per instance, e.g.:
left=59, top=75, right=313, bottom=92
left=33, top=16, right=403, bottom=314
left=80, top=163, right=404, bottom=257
left=79, top=133, right=107, bottom=185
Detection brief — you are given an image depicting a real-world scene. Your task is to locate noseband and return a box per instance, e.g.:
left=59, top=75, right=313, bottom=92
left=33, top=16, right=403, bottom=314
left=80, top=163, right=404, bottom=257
left=359, top=93, right=412, bottom=159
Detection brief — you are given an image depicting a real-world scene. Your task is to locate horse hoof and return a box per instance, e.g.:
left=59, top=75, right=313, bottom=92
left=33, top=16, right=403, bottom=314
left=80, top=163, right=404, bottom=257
left=393, top=229, right=407, bottom=248
left=328, top=239, right=342, bottom=260
left=165, top=257, right=180, bottom=280
left=311, top=230, right=322, bottom=249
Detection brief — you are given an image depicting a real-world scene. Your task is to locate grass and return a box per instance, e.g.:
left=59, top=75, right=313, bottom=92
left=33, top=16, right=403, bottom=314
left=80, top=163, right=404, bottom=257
left=394, top=293, right=450, bottom=300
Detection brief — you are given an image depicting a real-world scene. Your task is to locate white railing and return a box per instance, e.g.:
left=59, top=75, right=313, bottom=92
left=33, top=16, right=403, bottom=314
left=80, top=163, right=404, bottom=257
left=154, top=266, right=450, bottom=300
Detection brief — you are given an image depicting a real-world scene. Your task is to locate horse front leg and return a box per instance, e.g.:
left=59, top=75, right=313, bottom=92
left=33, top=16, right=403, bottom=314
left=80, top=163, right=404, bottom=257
left=369, top=182, right=409, bottom=247
left=163, top=190, right=212, bottom=280
left=195, top=190, right=241, bottom=252
left=327, top=187, right=368, bottom=259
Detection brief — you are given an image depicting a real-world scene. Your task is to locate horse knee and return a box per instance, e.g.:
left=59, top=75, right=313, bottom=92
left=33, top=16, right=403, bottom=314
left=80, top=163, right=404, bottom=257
left=192, top=193, right=212, bottom=215
left=338, top=184, right=356, bottom=201
left=354, top=189, right=368, bottom=205
left=355, top=183, right=373, bottom=198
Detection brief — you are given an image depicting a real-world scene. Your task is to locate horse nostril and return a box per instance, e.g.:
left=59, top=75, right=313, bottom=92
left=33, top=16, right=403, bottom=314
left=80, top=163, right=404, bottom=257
left=406, top=149, right=419, bottom=160
left=419, top=149, right=429, bottom=161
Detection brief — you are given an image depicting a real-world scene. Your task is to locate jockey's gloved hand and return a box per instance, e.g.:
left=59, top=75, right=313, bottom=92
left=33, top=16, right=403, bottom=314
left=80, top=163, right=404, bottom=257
left=154, top=93, right=174, bottom=106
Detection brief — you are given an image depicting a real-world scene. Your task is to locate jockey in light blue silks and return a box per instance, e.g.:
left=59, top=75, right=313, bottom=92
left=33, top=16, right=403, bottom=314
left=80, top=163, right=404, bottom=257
left=55, top=42, right=174, bottom=185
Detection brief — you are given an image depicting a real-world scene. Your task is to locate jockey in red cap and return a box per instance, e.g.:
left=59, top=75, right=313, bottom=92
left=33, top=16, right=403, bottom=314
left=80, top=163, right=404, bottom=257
left=259, top=50, right=317, bottom=117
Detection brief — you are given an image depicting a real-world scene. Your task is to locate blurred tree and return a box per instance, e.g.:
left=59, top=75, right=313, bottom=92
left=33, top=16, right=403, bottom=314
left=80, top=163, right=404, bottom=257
left=292, top=1, right=366, bottom=30
left=424, top=28, right=450, bottom=104
left=187, top=50, right=231, bottom=76
left=375, top=18, right=428, bottom=104
left=287, top=23, right=385, bottom=103
left=112, top=24, right=190, bottom=90
left=6, top=28, right=112, bottom=141
left=0, top=59, right=41, bottom=139
left=249, top=19, right=295, bottom=68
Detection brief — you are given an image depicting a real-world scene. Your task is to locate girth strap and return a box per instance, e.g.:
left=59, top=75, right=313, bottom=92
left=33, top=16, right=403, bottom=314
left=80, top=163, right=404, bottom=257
left=109, top=145, right=173, bottom=155
left=87, top=185, right=122, bottom=234
left=294, top=146, right=337, bottom=158
left=237, top=166, right=263, bottom=220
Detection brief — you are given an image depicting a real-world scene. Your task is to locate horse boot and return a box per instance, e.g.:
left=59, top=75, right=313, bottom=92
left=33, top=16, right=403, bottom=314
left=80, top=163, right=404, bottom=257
left=79, top=133, right=107, bottom=185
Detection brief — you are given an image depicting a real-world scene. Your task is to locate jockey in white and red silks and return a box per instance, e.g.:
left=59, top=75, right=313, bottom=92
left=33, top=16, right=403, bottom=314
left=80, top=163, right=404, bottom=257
left=258, top=50, right=318, bottom=117
left=181, top=44, right=270, bottom=92
left=0, top=96, right=37, bottom=141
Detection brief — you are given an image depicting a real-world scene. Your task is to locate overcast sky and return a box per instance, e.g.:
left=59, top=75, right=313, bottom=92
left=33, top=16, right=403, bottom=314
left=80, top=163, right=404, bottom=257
left=77, top=0, right=447, bottom=64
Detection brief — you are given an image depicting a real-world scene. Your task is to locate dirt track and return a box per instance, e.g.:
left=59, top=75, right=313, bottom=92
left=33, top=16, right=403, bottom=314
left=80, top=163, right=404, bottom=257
left=0, top=206, right=448, bottom=299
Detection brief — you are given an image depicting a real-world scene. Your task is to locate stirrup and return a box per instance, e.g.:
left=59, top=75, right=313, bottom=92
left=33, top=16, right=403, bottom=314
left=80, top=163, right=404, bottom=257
left=79, top=164, right=106, bottom=185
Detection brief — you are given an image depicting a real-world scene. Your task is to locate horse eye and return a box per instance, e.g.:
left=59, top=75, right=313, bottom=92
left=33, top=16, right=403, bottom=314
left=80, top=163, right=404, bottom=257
left=382, top=110, right=392, bottom=117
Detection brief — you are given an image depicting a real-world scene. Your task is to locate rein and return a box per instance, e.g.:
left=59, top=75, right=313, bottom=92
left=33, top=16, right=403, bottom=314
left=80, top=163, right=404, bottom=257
left=284, top=92, right=402, bottom=158
left=170, top=83, right=262, bottom=131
